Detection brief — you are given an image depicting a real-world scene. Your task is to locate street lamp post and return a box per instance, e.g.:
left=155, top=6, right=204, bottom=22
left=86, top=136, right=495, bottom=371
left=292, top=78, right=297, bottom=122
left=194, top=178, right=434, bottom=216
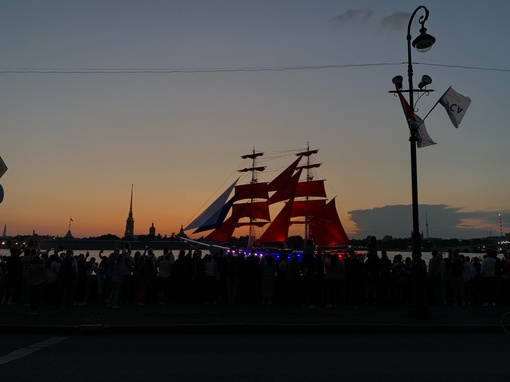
left=393, top=6, right=436, bottom=318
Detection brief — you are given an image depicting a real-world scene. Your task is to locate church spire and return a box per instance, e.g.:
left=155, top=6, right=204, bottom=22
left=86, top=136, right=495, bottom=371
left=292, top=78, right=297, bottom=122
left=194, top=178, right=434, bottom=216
left=124, top=184, right=135, bottom=238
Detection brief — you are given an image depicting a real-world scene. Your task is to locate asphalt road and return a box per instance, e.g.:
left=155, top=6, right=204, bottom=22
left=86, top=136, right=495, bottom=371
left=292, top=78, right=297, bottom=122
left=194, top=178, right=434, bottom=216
left=1, top=332, right=509, bottom=381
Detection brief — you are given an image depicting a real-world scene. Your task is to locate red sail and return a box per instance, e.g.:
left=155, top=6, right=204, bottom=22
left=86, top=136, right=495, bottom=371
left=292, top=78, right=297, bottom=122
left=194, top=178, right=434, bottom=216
left=232, top=201, right=270, bottom=221
left=234, top=182, right=268, bottom=201
left=268, top=163, right=308, bottom=204
left=295, top=180, right=327, bottom=198
left=258, top=199, right=295, bottom=243
left=309, top=198, right=349, bottom=246
left=267, top=156, right=302, bottom=192
left=205, top=214, right=239, bottom=242
left=205, top=200, right=270, bottom=242
left=291, top=199, right=327, bottom=218
left=268, top=186, right=293, bottom=205
left=258, top=169, right=301, bottom=243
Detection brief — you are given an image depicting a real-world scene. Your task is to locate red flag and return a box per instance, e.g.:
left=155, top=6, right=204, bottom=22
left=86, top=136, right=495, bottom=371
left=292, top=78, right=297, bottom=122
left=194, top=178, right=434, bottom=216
left=395, top=85, right=415, bottom=124
left=395, top=85, right=436, bottom=148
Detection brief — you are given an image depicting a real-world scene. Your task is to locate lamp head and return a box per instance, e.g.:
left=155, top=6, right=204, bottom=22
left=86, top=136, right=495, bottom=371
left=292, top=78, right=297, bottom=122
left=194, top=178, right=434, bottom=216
left=392, top=75, right=403, bottom=90
left=418, top=75, right=432, bottom=89
left=412, top=27, right=436, bottom=53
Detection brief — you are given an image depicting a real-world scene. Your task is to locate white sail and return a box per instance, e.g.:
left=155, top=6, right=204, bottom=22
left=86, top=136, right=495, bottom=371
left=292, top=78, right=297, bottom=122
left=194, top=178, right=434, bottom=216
left=185, top=178, right=239, bottom=231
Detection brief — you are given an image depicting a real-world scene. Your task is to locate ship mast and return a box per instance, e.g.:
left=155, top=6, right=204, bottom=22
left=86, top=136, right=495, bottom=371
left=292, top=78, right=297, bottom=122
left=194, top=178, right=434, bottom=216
left=239, top=148, right=265, bottom=248
left=296, top=142, right=321, bottom=242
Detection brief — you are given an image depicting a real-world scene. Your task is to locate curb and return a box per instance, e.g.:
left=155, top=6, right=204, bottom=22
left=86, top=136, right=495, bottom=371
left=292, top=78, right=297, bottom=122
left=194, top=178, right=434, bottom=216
left=0, top=323, right=504, bottom=335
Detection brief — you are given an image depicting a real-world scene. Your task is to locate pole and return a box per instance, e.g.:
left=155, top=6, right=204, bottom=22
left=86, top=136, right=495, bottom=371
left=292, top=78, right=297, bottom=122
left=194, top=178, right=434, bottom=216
left=406, top=6, right=430, bottom=318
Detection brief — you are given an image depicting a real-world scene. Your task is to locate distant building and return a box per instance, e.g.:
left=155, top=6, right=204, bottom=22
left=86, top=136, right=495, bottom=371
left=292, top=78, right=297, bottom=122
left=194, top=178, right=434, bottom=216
left=124, top=185, right=135, bottom=238
left=149, top=222, right=156, bottom=237
left=175, top=225, right=188, bottom=240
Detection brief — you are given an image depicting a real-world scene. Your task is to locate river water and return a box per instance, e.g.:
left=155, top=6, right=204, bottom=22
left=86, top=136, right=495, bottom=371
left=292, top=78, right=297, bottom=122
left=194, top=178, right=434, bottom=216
left=0, top=247, right=487, bottom=265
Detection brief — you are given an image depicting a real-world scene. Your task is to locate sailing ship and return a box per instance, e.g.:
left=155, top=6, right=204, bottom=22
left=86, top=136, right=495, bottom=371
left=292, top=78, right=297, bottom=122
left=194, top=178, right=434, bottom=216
left=184, top=146, right=349, bottom=249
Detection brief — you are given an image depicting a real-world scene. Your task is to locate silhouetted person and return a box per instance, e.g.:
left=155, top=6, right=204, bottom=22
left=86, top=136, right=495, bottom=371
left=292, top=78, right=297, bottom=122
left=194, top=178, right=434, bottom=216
left=345, top=250, right=362, bottom=308
left=365, top=236, right=381, bottom=305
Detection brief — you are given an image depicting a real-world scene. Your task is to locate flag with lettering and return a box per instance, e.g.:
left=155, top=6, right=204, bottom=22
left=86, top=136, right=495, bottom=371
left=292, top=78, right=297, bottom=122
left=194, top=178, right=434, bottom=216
left=395, top=85, right=436, bottom=148
left=438, top=87, right=471, bottom=128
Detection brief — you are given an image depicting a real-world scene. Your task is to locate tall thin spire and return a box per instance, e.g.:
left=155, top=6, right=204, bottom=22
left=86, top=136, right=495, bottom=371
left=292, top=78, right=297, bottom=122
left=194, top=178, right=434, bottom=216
left=124, top=184, right=135, bottom=238
left=130, top=184, right=133, bottom=211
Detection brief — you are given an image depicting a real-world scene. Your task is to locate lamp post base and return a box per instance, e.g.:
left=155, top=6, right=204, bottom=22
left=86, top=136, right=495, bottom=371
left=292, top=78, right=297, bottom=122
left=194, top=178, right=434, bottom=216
left=408, top=260, right=431, bottom=320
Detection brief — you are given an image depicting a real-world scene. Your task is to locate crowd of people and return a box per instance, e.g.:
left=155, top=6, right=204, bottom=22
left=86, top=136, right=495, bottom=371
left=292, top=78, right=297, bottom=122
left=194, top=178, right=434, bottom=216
left=1, top=237, right=509, bottom=314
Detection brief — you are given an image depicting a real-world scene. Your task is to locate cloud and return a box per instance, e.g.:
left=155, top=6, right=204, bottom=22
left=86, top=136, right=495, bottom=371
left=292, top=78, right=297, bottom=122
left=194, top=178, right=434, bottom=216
left=329, top=8, right=374, bottom=30
left=348, top=204, right=506, bottom=239
left=378, top=11, right=411, bottom=34
left=328, top=9, right=416, bottom=37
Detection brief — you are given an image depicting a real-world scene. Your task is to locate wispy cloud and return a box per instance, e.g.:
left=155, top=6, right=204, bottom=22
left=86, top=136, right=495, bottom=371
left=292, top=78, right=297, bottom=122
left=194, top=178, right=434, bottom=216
left=328, top=9, right=413, bottom=36
left=329, top=8, right=374, bottom=31
left=378, top=11, right=410, bottom=34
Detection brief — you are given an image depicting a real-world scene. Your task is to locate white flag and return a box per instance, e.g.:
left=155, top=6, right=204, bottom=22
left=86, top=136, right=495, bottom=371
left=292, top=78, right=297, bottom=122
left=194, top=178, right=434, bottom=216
left=414, top=114, right=436, bottom=148
left=439, top=87, right=471, bottom=128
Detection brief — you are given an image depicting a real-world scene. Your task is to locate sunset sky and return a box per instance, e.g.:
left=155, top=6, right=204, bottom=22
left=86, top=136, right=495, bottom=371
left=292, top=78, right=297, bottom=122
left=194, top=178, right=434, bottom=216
left=0, top=1, right=509, bottom=240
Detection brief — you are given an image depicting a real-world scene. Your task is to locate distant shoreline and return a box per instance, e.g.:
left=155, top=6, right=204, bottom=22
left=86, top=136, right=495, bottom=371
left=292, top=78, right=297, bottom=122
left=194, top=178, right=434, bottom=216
left=8, top=238, right=192, bottom=252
